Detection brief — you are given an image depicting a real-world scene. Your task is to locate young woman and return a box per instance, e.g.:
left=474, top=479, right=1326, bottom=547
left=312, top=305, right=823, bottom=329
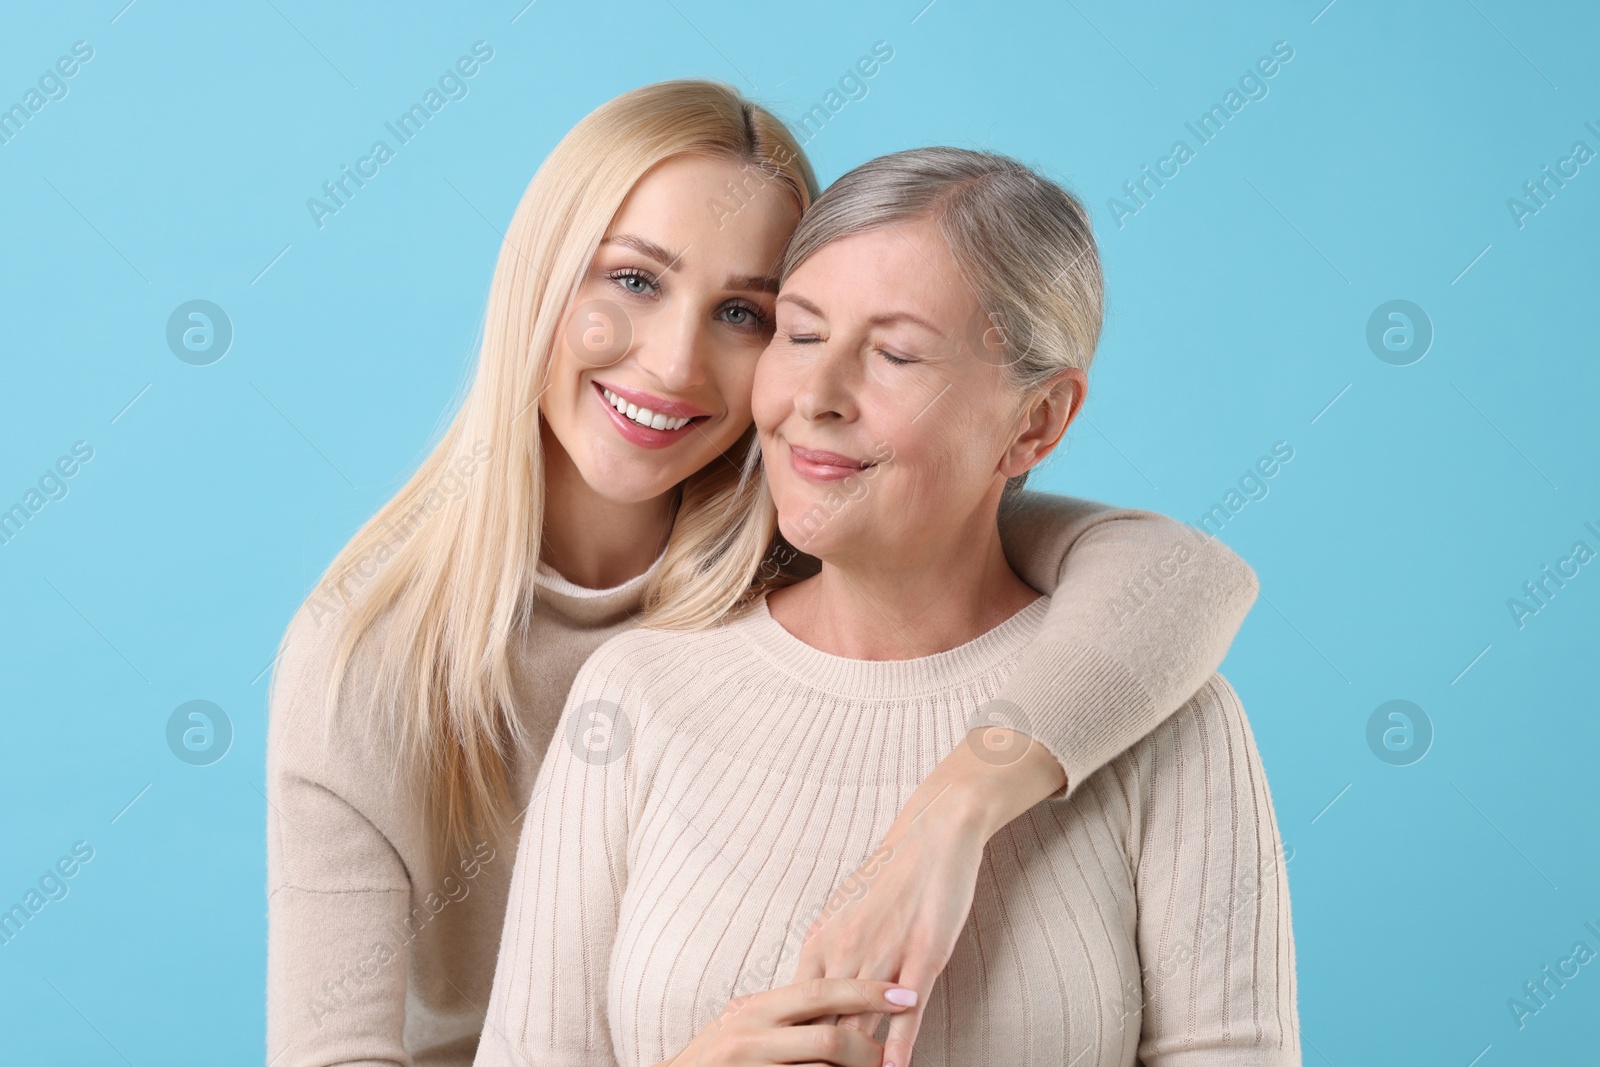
left=474, top=146, right=1298, bottom=1067
left=266, top=82, right=1260, bottom=1067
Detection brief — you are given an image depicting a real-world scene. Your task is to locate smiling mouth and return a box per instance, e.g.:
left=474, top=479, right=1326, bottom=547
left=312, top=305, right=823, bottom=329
left=785, top=440, right=878, bottom=483
left=788, top=443, right=874, bottom=469
left=595, top=383, right=709, bottom=432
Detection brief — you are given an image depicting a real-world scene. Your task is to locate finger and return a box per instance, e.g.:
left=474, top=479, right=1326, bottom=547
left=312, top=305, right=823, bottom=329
left=834, top=1010, right=881, bottom=1035
left=877, top=969, right=933, bottom=1067
left=793, top=873, right=868, bottom=986
left=790, top=917, right=829, bottom=984
left=880, top=1006, right=926, bottom=1067
left=835, top=951, right=907, bottom=1036
left=757, top=1023, right=883, bottom=1067
left=759, top=978, right=918, bottom=1028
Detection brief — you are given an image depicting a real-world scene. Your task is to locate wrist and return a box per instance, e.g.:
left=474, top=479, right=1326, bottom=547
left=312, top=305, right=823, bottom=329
left=906, top=729, right=1067, bottom=841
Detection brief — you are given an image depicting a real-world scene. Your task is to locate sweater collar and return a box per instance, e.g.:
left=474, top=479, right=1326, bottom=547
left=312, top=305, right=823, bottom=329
left=528, top=549, right=663, bottom=627
left=730, top=590, right=1050, bottom=701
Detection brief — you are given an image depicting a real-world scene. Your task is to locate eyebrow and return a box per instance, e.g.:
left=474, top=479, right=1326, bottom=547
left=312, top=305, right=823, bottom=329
left=776, top=292, right=943, bottom=334
left=602, top=234, right=778, bottom=294
left=729, top=273, right=780, bottom=294
left=603, top=233, right=682, bottom=268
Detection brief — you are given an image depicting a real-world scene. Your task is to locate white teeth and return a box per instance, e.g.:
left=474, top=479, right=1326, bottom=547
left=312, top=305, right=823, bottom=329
left=601, top=387, right=692, bottom=431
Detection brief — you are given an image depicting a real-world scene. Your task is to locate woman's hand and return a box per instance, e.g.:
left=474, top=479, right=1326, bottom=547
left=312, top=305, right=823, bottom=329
left=651, top=978, right=918, bottom=1067
left=789, top=726, right=1069, bottom=1067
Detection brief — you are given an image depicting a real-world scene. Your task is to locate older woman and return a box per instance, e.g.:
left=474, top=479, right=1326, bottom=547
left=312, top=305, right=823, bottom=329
left=474, top=147, right=1300, bottom=1067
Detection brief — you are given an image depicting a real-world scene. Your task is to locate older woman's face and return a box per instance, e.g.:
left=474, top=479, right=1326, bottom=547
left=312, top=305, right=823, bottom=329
left=754, top=218, right=1037, bottom=562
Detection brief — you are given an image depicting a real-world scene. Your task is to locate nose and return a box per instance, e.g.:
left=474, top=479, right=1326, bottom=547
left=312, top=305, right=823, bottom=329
left=791, top=338, right=860, bottom=424
left=632, top=298, right=709, bottom=395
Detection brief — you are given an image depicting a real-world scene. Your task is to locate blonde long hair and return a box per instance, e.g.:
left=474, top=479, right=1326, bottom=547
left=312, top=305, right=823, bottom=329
left=274, top=80, right=816, bottom=866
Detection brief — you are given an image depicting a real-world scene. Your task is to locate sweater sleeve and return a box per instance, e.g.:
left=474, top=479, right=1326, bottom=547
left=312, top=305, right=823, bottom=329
left=266, top=611, right=413, bottom=1067
left=1130, top=674, right=1301, bottom=1066
left=473, top=642, right=638, bottom=1067
left=993, top=490, right=1259, bottom=800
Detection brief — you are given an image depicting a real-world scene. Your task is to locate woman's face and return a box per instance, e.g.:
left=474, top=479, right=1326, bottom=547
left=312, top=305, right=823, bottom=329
left=754, top=218, right=1062, bottom=564
left=541, top=153, right=800, bottom=504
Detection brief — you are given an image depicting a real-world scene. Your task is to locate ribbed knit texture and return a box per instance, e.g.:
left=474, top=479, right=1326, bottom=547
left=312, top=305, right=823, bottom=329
left=266, top=492, right=1260, bottom=1066
left=474, top=595, right=1300, bottom=1067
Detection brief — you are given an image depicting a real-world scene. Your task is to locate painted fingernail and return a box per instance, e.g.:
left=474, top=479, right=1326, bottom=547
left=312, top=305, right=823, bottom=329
left=885, top=987, right=918, bottom=1006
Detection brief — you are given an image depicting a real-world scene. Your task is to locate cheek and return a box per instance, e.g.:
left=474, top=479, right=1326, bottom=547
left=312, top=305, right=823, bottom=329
left=750, top=349, right=790, bottom=431
left=718, top=356, right=759, bottom=426
left=536, top=332, right=581, bottom=427
left=883, top=405, right=994, bottom=493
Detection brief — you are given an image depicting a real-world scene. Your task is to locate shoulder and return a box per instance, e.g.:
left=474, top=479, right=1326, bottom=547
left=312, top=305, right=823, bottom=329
left=266, top=601, right=420, bottom=890
left=1112, top=673, right=1284, bottom=856
left=578, top=622, right=721, bottom=682
left=267, top=595, right=409, bottom=767
left=1105, top=672, right=1261, bottom=795
left=1150, top=672, right=1249, bottom=743
left=572, top=619, right=745, bottom=696
left=1182, top=672, right=1248, bottom=728
left=563, top=615, right=759, bottom=736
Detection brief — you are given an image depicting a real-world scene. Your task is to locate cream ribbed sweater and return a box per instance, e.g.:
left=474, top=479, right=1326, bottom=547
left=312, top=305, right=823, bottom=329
left=266, top=493, right=1260, bottom=1066
left=475, top=595, right=1298, bottom=1067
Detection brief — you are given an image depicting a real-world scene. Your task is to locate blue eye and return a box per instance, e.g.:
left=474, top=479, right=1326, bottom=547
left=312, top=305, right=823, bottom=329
left=608, top=269, right=657, bottom=296
left=720, top=301, right=769, bottom=330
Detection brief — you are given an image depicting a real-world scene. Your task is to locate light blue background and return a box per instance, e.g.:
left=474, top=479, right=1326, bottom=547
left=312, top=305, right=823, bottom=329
left=2, top=1, right=1596, bottom=1063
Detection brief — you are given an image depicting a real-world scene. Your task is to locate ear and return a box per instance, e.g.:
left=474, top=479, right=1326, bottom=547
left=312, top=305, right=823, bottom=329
left=999, top=367, right=1087, bottom=480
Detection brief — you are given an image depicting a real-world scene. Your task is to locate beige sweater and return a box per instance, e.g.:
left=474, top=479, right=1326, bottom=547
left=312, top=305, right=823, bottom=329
left=474, top=594, right=1298, bottom=1066
left=266, top=493, right=1259, bottom=1066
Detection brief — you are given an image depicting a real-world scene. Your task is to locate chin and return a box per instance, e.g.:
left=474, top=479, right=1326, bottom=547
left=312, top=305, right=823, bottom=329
left=580, top=451, right=690, bottom=504
left=775, top=505, right=846, bottom=557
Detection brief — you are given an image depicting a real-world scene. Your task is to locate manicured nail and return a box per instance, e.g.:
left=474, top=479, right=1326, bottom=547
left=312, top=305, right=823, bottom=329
left=885, top=987, right=917, bottom=1006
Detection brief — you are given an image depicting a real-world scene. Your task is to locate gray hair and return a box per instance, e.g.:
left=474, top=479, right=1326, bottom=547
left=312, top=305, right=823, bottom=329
left=779, top=145, right=1104, bottom=393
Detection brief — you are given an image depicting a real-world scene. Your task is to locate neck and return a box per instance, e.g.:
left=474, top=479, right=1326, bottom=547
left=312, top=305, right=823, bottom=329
left=767, top=512, right=1040, bottom=661
left=538, top=425, right=675, bottom=590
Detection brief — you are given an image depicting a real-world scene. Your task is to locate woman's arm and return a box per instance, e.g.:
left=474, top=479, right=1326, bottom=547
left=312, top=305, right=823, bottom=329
left=797, top=494, right=1259, bottom=1064
left=266, top=615, right=413, bottom=1067
left=1132, top=674, right=1300, bottom=1064
left=994, top=490, right=1259, bottom=799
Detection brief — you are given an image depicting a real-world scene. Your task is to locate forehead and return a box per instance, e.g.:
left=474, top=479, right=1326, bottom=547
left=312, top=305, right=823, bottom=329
left=783, top=220, right=977, bottom=323
left=607, top=153, right=800, bottom=272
